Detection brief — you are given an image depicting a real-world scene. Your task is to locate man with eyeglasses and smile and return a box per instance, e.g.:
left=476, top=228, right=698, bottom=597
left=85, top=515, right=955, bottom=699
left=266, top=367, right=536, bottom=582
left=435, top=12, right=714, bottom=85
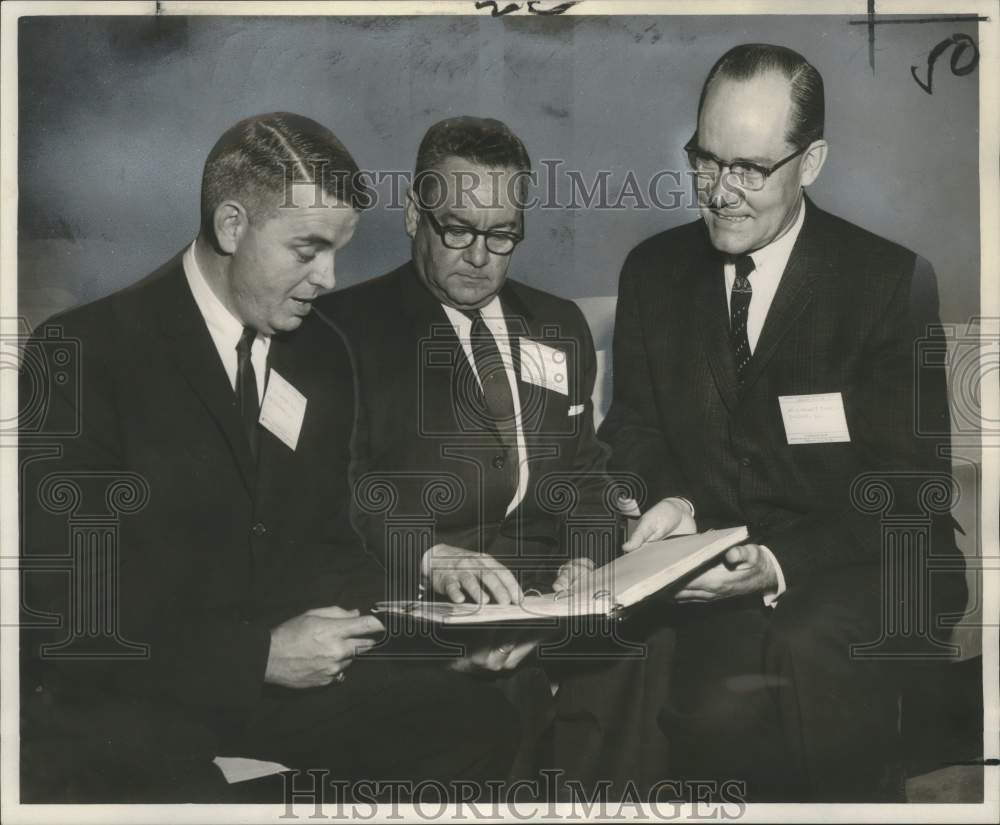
left=599, top=44, right=965, bottom=801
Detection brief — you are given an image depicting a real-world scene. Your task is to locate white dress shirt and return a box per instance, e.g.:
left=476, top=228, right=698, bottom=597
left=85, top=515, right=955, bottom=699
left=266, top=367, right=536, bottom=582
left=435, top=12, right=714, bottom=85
left=721, top=198, right=806, bottom=604
left=644, top=199, right=806, bottom=604
left=183, top=242, right=270, bottom=404
left=723, top=197, right=806, bottom=351
left=441, top=297, right=529, bottom=517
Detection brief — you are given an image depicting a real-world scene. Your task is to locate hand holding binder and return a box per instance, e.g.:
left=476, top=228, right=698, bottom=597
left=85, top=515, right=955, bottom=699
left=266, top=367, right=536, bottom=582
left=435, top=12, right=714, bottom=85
left=551, top=557, right=596, bottom=594
left=672, top=541, right=780, bottom=603
left=374, top=526, right=749, bottom=625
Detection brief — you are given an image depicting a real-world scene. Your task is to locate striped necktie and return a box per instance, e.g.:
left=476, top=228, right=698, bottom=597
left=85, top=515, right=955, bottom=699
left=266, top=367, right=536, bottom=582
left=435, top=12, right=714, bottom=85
left=729, top=255, right=756, bottom=382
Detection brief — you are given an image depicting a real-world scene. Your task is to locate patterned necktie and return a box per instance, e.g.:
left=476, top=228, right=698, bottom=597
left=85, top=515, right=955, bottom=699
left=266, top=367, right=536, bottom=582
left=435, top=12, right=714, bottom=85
left=729, top=255, right=756, bottom=382
left=235, top=325, right=260, bottom=459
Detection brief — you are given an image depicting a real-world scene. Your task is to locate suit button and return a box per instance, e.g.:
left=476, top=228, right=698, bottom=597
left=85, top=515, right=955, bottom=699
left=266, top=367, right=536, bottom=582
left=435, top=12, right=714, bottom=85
left=740, top=457, right=752, bottom=468
left=492, top=455, right=505, bottom=470
left=251, top=522, right=267, bottom=536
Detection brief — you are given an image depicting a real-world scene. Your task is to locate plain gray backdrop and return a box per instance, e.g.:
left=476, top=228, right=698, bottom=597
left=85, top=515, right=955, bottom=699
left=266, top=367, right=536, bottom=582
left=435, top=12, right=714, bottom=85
left=17, top=14, right=981, bottom=328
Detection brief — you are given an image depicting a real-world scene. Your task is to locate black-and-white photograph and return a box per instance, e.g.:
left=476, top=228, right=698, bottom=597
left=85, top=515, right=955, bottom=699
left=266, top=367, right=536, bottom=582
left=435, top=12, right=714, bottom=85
left=1, top=1, right=996, bottom=822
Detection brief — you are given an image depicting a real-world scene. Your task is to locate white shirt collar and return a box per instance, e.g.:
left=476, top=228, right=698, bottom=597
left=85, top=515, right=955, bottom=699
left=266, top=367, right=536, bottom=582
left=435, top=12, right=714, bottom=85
left=441, top=295, right=505, bottom=334
left=723, top=198, right=807, bottom=353
left=182, top=241, right=270, bottom=399
left=184, top=242, right=248, bottom=348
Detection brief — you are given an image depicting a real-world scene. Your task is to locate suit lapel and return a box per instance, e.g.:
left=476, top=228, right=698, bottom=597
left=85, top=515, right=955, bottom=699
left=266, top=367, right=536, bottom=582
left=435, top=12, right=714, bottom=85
left=691, top=241, right=741, bottom=414
left=739, top=201, right=825, bottom=393
left=499, top=282, right=559, bottom=441
left=154, top=255, right=258, bottom=494
left=498, top=281, right=534, bottom=410
left=397, top=266, right=490, bottom=439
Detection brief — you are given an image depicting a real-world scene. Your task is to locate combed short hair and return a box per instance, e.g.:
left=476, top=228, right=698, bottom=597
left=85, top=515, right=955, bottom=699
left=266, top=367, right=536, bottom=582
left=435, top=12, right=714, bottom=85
left=200, top=112, right=368, bottom=239
left=698, top=43, right=825, bottom=148
left=413, top=116, right=531, bottom=206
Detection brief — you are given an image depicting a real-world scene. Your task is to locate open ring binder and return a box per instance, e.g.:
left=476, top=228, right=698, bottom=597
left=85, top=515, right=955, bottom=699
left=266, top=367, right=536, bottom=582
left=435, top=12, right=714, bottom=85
left=372, top=526, right=749, bottom=625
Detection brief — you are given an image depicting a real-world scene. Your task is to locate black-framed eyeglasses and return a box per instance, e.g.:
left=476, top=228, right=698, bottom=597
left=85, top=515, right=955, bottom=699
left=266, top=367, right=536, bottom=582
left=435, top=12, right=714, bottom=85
left=683, top=135, right=809, bottom=192
left=421, top=209, right=523, bottom=256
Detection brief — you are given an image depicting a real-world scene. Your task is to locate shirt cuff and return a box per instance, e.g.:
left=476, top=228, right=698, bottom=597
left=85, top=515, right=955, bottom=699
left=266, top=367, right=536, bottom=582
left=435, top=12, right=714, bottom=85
left=662, top=497, right=697, bottom=535
left=670, top=497, right=696, bottom=519
left=616, top=496, right=694, bottom=519
left=759, top=545, right=786, bottom=607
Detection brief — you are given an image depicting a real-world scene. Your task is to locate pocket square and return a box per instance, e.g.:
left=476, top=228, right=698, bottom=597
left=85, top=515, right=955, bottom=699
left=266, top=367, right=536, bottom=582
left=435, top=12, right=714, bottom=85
left=568, top=404, right=585, bottom=416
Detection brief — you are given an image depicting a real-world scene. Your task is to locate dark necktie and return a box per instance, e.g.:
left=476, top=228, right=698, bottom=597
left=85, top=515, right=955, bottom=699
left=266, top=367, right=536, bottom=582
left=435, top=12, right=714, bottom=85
left=468, top=310, right=520, bottom=495
left=469, top=311, right=517, bottom=433
left=729, top=255, right=756, bottom=382
left=235, top=325, right=260, bottom=459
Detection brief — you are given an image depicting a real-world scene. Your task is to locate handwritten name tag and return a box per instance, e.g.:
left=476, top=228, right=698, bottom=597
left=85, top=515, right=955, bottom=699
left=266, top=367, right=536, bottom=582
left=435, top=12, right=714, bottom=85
left=519, top=339, right=569, bottom=396
left=778, top=393, right=851, bottom=444
left=259, top=369, right=307, bottom=451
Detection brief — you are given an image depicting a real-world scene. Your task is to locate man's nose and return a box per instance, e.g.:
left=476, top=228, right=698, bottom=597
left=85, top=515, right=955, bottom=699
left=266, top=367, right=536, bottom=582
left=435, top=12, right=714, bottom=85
left=462, top=236, right=490, bottom=268
left=705, top=168, right=743, bottom=210
left=310, top=253, right=337, bottom=291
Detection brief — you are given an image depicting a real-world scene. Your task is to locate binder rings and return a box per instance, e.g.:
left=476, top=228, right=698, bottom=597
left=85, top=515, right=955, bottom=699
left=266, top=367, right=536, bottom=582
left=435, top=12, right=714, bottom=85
left=373, top=525, right=749, bottom=625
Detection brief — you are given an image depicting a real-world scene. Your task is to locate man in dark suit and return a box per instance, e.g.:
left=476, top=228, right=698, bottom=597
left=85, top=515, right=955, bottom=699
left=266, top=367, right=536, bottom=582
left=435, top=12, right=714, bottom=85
left=320, top=117, right=640, bottom=785
left=19, top=113, right=518, bottom=802
left=598, top=45, right=966, bottom=801
left=322, top=116, right=616, bottom=626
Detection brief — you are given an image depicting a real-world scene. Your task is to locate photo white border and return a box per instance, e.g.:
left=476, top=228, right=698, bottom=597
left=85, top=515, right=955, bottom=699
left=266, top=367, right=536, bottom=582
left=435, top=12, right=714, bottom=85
left=1, top=1, right=996, bottom=822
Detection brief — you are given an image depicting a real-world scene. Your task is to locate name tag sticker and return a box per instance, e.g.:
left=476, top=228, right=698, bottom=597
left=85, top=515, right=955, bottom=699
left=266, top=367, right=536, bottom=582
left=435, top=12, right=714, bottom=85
left=519, top=339, right=569, bottom=396
left=259, top=370, right=307, bottom=451
left=778, top=393, right=851, bottom=444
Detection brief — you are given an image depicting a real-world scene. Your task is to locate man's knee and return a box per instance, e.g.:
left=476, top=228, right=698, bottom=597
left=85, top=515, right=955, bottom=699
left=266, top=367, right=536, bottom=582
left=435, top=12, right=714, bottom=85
left=662, top=670, right=780, bottom=742
left=767, top=568, right=885, bottom=661
left=438, top=674, right=522, bottom=772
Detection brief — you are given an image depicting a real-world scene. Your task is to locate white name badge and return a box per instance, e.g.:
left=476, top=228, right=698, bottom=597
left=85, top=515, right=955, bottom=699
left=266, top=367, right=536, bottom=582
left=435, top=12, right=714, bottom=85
left=259, top=369, right=307, bottom=451
left=778, top=392, right=851, bottom=444
left=519, top=339, right=569, bottom=397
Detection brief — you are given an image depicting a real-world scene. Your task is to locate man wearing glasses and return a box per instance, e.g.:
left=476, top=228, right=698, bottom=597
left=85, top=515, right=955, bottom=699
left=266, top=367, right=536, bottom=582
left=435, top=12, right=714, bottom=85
left=599, top=44, right=964, bottom=800
left=321, top=116, right=614, bottom=666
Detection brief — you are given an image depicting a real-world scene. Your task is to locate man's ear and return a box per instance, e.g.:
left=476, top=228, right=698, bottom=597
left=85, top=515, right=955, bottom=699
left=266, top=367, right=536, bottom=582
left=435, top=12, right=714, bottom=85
left=799, top=140, right=828, bottom=187
left=404, top=187, right=420, bottom=239
left=213, top=201, right=249, bottom=255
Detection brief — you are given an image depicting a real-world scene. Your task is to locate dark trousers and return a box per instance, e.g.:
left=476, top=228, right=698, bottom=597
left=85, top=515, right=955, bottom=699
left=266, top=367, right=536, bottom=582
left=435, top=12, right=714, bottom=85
left=222, top=659, right=519, bottom=796
left=23, top=659, right=519, bottom=803
left=661, top=567, right=907, bottom=802
left=548, top=602, right=675, bottom=800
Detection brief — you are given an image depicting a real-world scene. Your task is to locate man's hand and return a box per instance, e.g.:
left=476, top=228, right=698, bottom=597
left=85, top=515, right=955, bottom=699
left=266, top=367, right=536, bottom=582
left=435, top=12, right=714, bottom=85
left=422, top=544, right=523, bottom=605
left=673, top=544, right=779, bottom=603
left=450, top=629, right=544, bottom=674
left=622, top=497, right=697, bottom=552
left=552, top=557, right=595, bottom=594
left=265, top=606, right=385, bottom=689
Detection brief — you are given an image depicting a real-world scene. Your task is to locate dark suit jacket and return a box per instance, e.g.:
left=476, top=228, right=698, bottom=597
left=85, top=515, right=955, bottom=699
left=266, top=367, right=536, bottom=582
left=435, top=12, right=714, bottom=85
left=19, top=254, right=382, bottom=777
left=318, top=262, right=617, bottom=596
left=598, top=198, right=964, bottom=595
